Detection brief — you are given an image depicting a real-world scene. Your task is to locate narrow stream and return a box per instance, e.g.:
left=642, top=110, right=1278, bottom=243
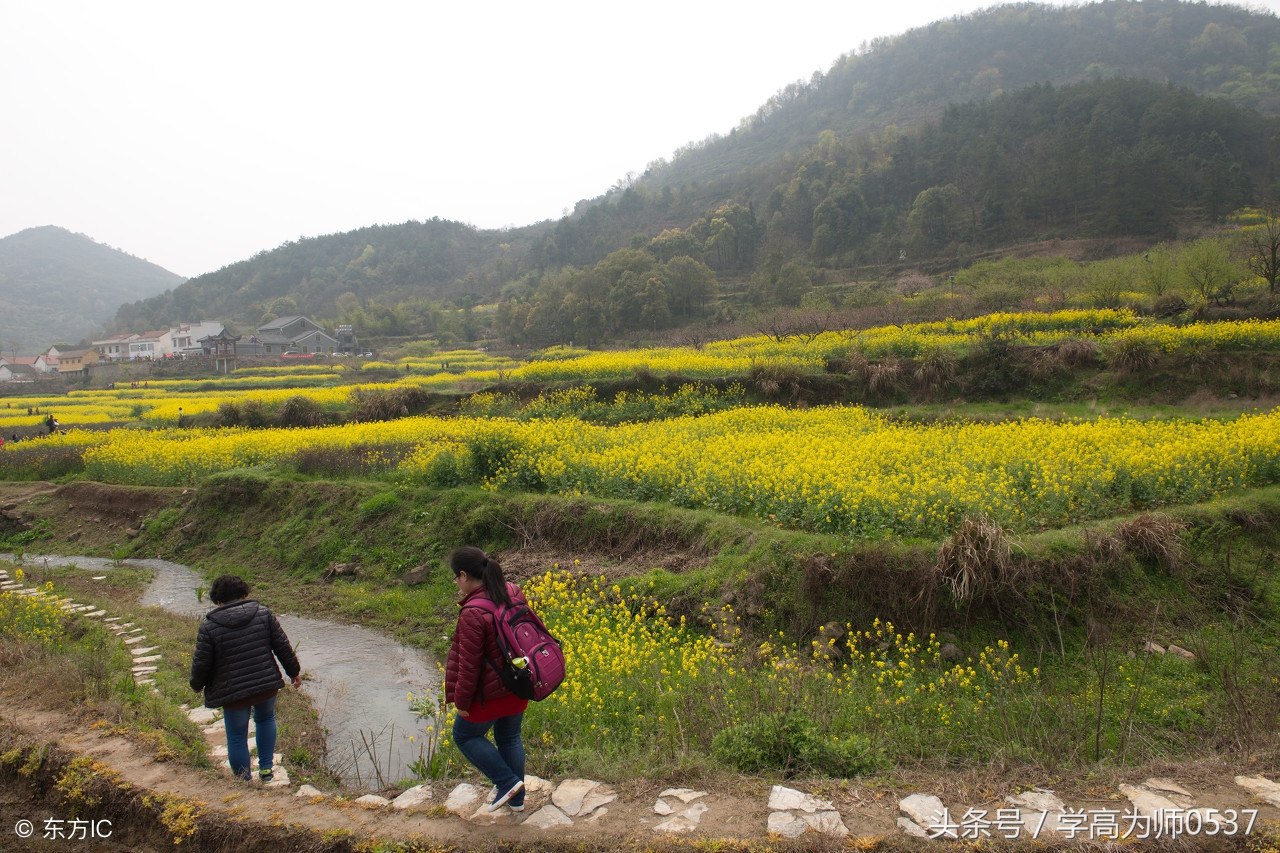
left=8, top=553, right=440, bottom=789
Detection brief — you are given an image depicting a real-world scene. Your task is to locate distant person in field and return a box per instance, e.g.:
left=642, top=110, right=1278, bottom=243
left=190, top=575, right=302, bottom=784
left=445, top=546, right=528, bottom=812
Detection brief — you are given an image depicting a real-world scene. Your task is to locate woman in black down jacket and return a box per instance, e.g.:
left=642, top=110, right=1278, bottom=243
left=190, top=575, right=301, bottom=783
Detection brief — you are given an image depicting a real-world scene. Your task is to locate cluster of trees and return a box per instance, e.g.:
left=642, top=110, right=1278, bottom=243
left=494, top=248, right=719, bottom=345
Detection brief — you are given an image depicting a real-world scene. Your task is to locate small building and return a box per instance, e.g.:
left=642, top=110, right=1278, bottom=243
left=128, top=329, right=173, bottom=360
left=241, top=316, right=341, bottom=356
left=170, top=321, right=225, bottom=357
left=0, top=363, right=37, bottom=383
left=53, top=348, right=101, bottom=375
left=92, top=333, right=138, bottom=361
left=336, top=324, right=358, bottom=354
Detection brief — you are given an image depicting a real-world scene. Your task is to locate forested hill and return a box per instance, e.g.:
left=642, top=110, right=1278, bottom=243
left=0, top=226, right=184, bottom=353
left=110, top=0, right=1280, bottom=341
left=651, top=0, right=1280, bottom=191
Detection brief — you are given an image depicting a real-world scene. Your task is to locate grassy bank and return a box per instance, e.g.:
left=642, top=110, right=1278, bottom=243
left=4, top=476, right=1279, bottom=785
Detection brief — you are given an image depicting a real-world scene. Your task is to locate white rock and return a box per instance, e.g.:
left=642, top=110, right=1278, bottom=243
left=653, top=801, right=708, bottom=833
left=654, top=799, right=674, bottom=815
left=1235, top=775, right=1280, bottom=808
left=1166, top=644, right=1196, bottom=659
left=899, top=794, right=954, bottom=837
left=264, top=766, right=290, bottom=788
left=84, top=610, right=106, bottom=617
left=769, top=811, right=810, bottom=838
left=525, top=774, right=554, bottom=794
left=1145, top=778, right=1193, bottom=798
left=660, top=788, right=708, bottom=804
left=445, top=783, right=485, bottom=815
left=769, top=784, right=835, bottom=813
left=523, top=804, right=574, bottom=829
left=552, top=778, right=600, bottom=816
left=1006, top=790, right=1065, bottom=813
left=296, top=784, right=325, bottom=799
left=355, top=794, right=391, bottom=808
left=898, top=817, right=929, bottom=838
left=585, top=807, right=608, bottom=823
left=124, top=635, right=148, bottom=644
left=187, top=707, right=220, bottom=725
left=1144, top=641, right=1166, bottom=654
left=211, top=745, right=228, bottom=758
left=131, top=646, right=159, bottom=655
left=392, top=785, right=432, bottom=810
left=578, top=787, right=617, bottom=815
left=805, top=811, right=848, bottom=837
left=133, top=655, right=162, bottom=664
left=1119, top=783, right=1215, bottom=828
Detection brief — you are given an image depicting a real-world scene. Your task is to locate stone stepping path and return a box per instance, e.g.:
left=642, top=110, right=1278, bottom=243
left=0, top=570, right=162, bottom=689
left=7, top=568, right=1276, bottom=842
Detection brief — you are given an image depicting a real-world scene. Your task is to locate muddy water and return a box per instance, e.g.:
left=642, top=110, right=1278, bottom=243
left=10, top=554, right=439, bottom=788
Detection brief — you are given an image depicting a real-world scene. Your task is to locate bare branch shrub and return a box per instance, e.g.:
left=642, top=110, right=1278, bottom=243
left=867, top=357, right=905, bottom=397
left=913, top=348, right=957, bottom=395
left=1106, top=336, right=1158, bottom=374
left=935, top=516, right=1018, bottom=603
left=1114, top=512, right=1186, bottom=571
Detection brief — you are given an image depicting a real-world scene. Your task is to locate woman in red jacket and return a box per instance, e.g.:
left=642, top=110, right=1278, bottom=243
left=445, top=546, right=527, bottom=812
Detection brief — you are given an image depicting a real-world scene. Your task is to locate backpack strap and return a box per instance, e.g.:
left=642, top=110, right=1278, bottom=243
left=461, top=599, right=511, bottom=684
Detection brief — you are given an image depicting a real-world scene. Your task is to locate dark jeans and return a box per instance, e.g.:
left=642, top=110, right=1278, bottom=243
left=452, top=712, right=525, bottom=798
left=223, top=695, right=277, bottom=780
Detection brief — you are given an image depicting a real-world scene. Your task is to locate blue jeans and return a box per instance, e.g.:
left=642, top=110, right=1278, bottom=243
left=453, top=712, right=525, bottom=801
left=223, top=695, right=278, bottom=780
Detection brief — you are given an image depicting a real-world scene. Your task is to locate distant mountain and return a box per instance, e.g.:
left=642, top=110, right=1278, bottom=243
left=0, top=226, right=185, bottom=353
left=109, top=0, right=1280, bottom=341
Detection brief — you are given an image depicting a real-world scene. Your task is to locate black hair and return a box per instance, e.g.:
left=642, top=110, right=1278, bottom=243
left=450, top=546, right=511, bottom=606
left=209, top=575, right=250, bottom=605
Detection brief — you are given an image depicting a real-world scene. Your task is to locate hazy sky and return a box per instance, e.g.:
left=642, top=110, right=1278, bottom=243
left=3, top=1, right=1277, bottom=279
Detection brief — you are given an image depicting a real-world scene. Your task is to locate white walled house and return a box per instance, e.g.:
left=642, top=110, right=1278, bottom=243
left=93, top=333, right=138, bottom=361
left=128, top=329, right=173, bottom=359
left=170, top=321, right=225, bottom=356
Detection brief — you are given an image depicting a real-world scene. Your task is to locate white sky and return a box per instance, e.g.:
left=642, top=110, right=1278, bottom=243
left=3, top=1, right=1278, bottom=279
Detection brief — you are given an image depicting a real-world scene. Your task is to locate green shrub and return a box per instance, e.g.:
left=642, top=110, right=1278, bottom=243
left=359, top=490, right=402, bottom=520
left=711, top=711, right=880, bottom=777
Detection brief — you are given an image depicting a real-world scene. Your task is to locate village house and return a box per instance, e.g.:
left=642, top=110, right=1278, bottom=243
left=92, top=333, right=137, bottom=361
left=128, top=329, right=173, bottom=360
left=52, top=348, right=101, bottom=375
left=169, top=321, right=225, bottom=357
left=241, top=316, right=340, bottom=356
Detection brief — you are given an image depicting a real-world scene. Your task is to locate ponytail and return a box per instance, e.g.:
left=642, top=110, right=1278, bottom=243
left=450, top=546, right=512, bottom=606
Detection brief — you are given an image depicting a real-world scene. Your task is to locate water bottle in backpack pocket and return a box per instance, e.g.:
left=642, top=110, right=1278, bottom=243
left=464, top=597, right=566, bottom=701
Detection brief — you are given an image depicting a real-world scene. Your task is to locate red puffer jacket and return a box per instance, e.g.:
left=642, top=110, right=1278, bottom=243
left=445, top=582, right=527, bottom=714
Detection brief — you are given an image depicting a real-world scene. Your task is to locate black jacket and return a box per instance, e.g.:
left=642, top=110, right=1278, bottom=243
left=189, top=599, right=300, bottom=709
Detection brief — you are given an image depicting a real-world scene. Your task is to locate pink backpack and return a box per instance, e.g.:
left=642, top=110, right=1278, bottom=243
left=464, top=593, right=566, bottom=701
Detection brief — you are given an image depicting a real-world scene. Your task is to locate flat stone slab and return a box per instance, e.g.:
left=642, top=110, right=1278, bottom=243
left=84, top=610, right=106, bottom=617
left=768, top=811, right=810, bottom=838
left=392, top=785, right=432, bottom=810
left=1235, top=775, right=1280, bottom=807
left=525, top=774, right=554, bottom=794
left=187, top=707, right=220, bottom=725
left=1006, top=789, right=1065, bottom=813
left=660, top=788, right=708, bottom=804
left=552, top=778, right=613, bottom=816
left=769, top=784, right=835, bottom=813
left=445, top=783, right=485, bottom=816
left=654, top=799, right=675, bottom=815
left=900, top=794, right=955, bottom=838
left=653, top=801, right=708, bottom=833
left=296, top=784, right=325, bottom=799
left=898, top=817, right=929, bottom=838
left=263, top=766, right=290, bottom=788
left=130, top=646, right=159, bottom=655
left=523, top=804, right=573, bottom=829
left=1145, top=778, right=1193, bottom=798
left=356, top=794, right=391, bottom=808
left=132, top=655, right=162, bottom=664
left=124, top=635, right=148, bottom=644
